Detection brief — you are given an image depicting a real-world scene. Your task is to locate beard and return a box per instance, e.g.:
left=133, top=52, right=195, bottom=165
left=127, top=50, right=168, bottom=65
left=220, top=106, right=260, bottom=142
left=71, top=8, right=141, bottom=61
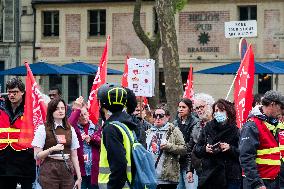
left=198, top=110, right=212, bottom=121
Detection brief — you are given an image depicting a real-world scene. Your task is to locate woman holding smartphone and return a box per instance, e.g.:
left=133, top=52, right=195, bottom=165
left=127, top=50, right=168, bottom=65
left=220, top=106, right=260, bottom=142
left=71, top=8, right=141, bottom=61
left=32, top=98, right=82, bottom=189
left=194, top=99, right=242, bottom=189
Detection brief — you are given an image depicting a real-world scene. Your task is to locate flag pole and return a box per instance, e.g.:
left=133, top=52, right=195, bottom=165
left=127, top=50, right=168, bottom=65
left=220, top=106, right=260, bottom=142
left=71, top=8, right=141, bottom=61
left=226, top=38, right=248, bottom=100
left=225, top=75, right=238, bottom=100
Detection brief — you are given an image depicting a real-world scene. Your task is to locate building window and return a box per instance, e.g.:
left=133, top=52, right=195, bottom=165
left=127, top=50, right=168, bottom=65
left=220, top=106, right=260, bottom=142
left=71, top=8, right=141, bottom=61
left=89, top=10, right=106, bottom=36
left=239, top=6, right=257, bottom=20
left=43, top=11, right=59, bottom=37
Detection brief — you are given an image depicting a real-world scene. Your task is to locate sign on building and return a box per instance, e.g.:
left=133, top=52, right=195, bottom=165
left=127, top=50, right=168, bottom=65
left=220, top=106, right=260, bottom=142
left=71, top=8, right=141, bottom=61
left=224, top=20, right=257, bottom=38
left=127, top=58, right=155, bottom=97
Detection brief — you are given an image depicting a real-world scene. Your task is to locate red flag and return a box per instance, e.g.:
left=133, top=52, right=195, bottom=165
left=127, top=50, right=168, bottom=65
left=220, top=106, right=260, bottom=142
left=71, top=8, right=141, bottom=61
left=183, top=65, right=194, bottom=99
left=234, top=45, right=255, bottom=128
left=19, top=62, right=47, bottom=148
left=88, top=36, right=110, bottom=124
left=121, top=55, right=129, bottom=87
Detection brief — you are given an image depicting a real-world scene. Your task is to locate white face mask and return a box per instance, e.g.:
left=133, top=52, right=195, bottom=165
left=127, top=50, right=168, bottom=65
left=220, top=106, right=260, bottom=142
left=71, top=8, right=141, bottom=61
left=214, top=112, right=227, bottom=123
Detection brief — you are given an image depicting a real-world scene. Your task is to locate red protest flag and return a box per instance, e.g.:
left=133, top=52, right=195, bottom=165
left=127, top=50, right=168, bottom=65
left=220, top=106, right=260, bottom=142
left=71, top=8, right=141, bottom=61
left=19, top=62, right=47, bottom=148
left=183, top=65, right=194, bottom=100
left=234, top=45, right=255, bottom=128
left=121, top=55, right=129, bottom=87
left=88, top=36, right=110, bottom=124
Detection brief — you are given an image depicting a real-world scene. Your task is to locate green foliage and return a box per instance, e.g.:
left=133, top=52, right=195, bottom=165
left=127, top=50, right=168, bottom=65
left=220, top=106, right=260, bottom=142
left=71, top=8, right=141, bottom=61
left=173, top=0, right=188, bottom=13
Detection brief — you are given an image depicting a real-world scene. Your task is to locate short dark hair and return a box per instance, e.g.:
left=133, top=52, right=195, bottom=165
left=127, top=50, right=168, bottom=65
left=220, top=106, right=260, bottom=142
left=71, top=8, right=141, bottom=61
left=179, top=98, right=193, bottom=112
left=155, top=103, right=170, bottom=116
left=252, top=94, right=263, bottom=107
left=125, top=88, right=137, bottom=114
left=49, top=86, right=62, bottom=96
left=6, top=78, right=25, bottom=92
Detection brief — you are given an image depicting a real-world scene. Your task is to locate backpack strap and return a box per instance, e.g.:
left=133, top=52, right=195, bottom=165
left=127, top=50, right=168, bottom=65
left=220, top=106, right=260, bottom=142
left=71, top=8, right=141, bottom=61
left=110, top=121, right=135, bottom=189
left=110, top=121, right=138, bottom=145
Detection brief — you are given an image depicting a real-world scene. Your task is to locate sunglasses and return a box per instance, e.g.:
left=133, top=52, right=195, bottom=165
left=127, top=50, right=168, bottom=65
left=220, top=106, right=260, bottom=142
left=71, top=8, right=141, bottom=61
left=153, top=113, right=165, bottom=119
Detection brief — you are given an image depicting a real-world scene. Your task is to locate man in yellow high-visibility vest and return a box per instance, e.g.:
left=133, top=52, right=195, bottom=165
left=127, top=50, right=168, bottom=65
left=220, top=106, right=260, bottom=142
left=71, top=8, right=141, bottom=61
left=97, top=83, right=137, bottom=189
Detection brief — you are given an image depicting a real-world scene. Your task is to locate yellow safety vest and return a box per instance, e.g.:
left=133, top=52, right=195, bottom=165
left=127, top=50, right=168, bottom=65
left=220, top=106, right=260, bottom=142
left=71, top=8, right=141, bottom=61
left=98, top=123, right=134, bottom=189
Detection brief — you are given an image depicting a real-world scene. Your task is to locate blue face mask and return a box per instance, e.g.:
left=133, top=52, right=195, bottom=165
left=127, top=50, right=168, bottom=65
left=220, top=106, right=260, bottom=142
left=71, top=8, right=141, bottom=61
left=214, top=112, right=227, bottom=123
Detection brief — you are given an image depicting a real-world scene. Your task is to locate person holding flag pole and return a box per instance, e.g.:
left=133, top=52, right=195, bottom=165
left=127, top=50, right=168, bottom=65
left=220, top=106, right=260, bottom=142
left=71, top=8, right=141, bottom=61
left=0, top=77, right=36, bottom=188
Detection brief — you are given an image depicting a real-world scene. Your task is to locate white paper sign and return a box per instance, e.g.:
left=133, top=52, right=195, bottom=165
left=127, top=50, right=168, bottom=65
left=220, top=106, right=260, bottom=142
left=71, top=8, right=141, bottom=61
left=225, top=20, right=257, bottom=38
left=127, top=58, right=155, bottom=97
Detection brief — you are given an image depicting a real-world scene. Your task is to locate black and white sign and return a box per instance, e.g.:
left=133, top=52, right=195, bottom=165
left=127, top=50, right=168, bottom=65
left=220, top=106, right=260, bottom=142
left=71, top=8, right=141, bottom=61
left=127, top=58, right=155, bottom=97
left=225, top=20, right=257, bottom=38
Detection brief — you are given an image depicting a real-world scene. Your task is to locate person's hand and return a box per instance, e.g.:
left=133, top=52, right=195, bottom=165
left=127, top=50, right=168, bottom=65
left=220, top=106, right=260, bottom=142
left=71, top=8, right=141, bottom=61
left=187, top=172, right=194, bottom=183
left=220, top=142, right=230, bottom=152
left=257, top=186, right=266, bottom=189
left=73, top=177, right=82, bottom=189
left=206, top=144, right=213, bottom=153
left=72, top=96, right=84, bottom=110
left=51, top=144, right=64, bottom=152
left=84, top=135, right=91, bottom=143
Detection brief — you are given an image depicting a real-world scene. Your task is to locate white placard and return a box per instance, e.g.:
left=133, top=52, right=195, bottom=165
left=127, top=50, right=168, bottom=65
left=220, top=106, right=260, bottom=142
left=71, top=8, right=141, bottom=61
left=224, top=20, right=257, bottom=38
left=127, top=58, right=155, bottom=97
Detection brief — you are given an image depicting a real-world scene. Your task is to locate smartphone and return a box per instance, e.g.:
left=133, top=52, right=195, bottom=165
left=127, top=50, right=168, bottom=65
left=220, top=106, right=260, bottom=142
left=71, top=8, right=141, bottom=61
left=211, top=142, right=221, bottom=153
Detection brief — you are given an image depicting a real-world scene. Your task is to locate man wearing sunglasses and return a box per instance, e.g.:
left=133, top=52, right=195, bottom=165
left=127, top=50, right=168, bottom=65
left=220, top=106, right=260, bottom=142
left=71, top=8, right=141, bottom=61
left=240, top=90, right=284, bottom=189
left=146, top=105, right=186, bottom=189
left=0, top=78, right=36, bottom=188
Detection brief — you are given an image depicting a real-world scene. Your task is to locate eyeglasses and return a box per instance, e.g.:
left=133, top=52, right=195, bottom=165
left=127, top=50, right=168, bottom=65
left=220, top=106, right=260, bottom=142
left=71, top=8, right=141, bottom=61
left=153, top=113, right=165, bottom=119
left=7, top=90, right=20, bottom=95
left=194, top=105, right=205, bottom=111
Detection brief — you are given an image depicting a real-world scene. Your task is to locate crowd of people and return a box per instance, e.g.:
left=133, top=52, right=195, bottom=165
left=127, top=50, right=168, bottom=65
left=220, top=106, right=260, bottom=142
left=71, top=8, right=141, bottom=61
left=0, top=77, right=284, bottom=189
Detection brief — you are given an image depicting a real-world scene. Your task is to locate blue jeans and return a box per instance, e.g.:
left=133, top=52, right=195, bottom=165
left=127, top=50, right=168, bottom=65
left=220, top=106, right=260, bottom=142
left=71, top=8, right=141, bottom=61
left=177, top=169, right=198, bottom=189
left=81, top=176, right=99, bottom=189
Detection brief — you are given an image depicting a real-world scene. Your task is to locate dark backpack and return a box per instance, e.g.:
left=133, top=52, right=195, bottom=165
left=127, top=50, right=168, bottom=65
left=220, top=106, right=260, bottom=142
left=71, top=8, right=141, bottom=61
left=111, top=121, right=157, bottom=189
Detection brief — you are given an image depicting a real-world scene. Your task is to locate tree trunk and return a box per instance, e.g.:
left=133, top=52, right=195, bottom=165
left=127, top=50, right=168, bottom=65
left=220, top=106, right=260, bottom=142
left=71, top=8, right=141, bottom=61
left=156, top=0, right=183, bottom=119
left=132, top=0, right=161, bottom=108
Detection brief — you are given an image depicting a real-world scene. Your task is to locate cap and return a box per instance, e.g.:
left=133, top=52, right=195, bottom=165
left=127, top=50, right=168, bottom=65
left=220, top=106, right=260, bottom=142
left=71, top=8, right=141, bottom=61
left=263, top=90, right=284, bottom=106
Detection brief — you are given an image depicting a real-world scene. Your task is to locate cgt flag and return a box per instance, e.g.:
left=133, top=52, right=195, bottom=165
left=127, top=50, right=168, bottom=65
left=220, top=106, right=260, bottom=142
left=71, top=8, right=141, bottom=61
left=234, top=45, right=255, bottom=128
left=19, top=62, right=47, bottom=148
left=88, top=36, right=110, bottom=124
left=121, top=55, right=129, bottom=87
left=183, top=65, right=194, bottom=100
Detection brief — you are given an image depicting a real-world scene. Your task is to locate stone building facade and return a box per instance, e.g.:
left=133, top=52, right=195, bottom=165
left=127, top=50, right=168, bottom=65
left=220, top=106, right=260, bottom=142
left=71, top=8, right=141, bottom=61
left=0, top=0, right=34, bottom=92
left=31, top=0, right=284, bottom=102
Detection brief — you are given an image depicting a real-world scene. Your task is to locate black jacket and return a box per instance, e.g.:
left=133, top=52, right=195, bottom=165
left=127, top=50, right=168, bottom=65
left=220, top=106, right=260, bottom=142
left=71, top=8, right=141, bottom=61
left=173, top=114, right=200, bottom=172
left=194, top=120, right=242, bottom=189
left=130, top=115, right=152, bottom=147
left=239, top=106, right=280, bottom=189
left=102, top=111, right=137, bottom=189
left=0, top=97, right=36, bottom=179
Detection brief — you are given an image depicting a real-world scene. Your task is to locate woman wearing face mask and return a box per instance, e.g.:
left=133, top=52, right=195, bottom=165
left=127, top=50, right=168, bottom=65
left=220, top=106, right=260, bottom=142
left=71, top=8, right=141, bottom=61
left=193, top=99, right=242, bottom=189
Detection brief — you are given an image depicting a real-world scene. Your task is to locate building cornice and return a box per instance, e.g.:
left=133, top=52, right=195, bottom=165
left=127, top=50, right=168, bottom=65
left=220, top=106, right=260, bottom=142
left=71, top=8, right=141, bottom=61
left=32, top=0, right=153, bottom=4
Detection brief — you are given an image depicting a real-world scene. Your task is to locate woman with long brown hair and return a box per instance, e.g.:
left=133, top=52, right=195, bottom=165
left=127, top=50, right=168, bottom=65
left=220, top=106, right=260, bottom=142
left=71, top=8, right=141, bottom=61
left=32, top=98, right=82, bottom=189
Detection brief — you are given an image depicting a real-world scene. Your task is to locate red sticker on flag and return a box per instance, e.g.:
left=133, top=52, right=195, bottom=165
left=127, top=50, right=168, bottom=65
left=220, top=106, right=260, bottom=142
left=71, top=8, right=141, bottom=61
left=57, top=135, right=66, bottom=144
left=83, top=154, right=89, bottom=162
